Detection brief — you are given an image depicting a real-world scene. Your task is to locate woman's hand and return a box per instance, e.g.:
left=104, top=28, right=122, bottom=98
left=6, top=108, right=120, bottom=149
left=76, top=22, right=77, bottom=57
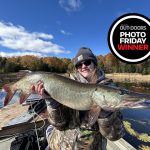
left=31, top=80, right=49, bottom=98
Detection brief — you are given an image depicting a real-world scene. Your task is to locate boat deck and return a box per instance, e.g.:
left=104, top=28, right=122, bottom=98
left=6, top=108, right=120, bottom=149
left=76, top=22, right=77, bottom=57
left=0, top=96, right=136, bottom=150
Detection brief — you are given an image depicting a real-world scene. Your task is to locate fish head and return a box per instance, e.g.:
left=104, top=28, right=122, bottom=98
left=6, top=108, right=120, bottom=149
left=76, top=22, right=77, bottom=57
left=117, top=89, right=150, bottom=109
left=93, top=86, right=150, bottom=111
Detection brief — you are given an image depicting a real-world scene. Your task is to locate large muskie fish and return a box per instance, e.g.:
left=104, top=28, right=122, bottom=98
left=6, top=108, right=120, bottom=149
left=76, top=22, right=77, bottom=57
left=2, top=72, right=150, bottom=111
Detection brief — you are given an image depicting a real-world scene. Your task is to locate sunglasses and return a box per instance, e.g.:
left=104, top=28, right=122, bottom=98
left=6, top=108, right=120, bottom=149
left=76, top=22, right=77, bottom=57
left=76, top=60, right=92, bottom=68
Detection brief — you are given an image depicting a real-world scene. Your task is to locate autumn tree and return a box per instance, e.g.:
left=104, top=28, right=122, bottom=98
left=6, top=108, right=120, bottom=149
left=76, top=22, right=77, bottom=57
left=0, top=56, right=7, bottom=73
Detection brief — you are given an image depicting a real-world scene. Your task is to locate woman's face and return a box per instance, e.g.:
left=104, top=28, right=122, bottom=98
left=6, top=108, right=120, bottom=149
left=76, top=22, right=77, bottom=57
left=76, top=60, right=95, bottom=79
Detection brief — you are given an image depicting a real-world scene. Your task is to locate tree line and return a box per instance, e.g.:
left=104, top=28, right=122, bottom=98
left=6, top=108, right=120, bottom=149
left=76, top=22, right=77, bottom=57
left=0, top=54, right=149, bottom=74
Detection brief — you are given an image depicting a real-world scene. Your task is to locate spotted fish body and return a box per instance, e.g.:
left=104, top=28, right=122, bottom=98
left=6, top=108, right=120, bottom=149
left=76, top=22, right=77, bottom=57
left=2, top=72, right=150, bottom=110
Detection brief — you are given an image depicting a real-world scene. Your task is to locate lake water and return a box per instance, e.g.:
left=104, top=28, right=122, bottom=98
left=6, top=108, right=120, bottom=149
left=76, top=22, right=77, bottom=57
left=116, top=82, right=150, bottom=149
left=0, top=82, right=150, bottom=149
left=0, top=89, right=7, bottom=108
left=122, top=109, right=150, bottom=149
left=0, top=90, right=21, bottom=108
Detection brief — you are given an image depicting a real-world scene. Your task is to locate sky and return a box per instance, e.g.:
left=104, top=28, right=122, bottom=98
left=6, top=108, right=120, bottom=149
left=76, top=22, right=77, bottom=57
left=0, top=0, right=149, bottom=59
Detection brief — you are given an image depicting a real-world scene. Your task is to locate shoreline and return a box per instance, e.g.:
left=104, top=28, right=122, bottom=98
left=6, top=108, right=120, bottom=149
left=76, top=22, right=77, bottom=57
left=106, top=73, right=150, bottom=84
left=0, top=72, right=150, bottom=87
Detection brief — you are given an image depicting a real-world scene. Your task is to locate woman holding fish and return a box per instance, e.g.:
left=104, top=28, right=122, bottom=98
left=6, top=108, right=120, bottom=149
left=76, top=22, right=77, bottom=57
left=32, top=47, right=124, bottom=150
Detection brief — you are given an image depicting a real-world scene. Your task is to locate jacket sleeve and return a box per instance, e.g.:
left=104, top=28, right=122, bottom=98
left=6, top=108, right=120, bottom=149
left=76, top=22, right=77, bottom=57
left=96, top=76, right=125, bottom=141
left=46, top=98, right=69, bottom=130
left=45, top=73, right=80, bottom=131
left=97, top=110, right=125, bottom=141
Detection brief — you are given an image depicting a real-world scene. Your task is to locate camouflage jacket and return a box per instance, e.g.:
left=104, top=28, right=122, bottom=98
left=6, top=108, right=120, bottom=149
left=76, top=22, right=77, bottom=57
left=46, top=70, right=124, bottom=150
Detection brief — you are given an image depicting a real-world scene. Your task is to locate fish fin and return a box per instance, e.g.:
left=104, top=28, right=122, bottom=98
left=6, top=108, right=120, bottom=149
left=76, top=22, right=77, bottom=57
left=3, top=84, right=15, bottom=106
left=19, top=92, right=30, bottom=104
left=82, top=105, right=101, bottom=128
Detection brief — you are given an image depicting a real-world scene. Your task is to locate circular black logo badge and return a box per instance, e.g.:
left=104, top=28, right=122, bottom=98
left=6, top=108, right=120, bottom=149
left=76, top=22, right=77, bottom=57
left=108, top=13, right=150, bottom=63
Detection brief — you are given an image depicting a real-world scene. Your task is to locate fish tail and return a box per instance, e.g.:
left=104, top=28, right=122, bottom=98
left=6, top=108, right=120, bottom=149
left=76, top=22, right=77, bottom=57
left=3, top=84, right=14, bottom=106
left=3, top=84, right=29, bottom=105
left=19, top=92, right=29, bottom=104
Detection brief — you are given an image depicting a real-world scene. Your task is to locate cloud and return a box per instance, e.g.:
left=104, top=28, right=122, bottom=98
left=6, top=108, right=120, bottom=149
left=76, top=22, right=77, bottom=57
left=59, top=0, right=81, bottom=12
left=0, top=51, right=44, bottom=57
left=0, top=21, right=70, bottom=55
left=60, top=29, right=72, bottom=35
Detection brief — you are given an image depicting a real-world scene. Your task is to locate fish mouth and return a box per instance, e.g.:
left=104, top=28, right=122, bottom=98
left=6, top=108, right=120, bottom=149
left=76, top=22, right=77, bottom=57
left=120, top=90, right=150, bottom=109
left=122, top=100, right=150, bottom=109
